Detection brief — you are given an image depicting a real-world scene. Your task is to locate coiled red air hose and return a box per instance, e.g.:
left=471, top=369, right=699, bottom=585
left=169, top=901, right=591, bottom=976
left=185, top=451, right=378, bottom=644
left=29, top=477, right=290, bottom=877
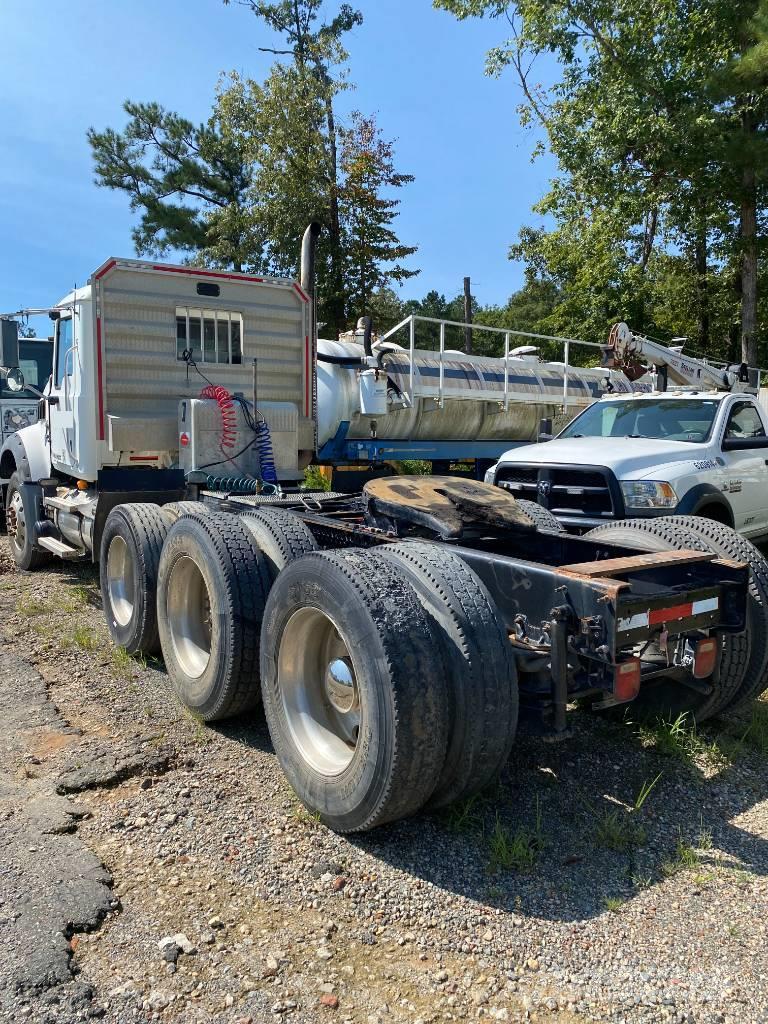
left=200, top=384, right=237, bottom=449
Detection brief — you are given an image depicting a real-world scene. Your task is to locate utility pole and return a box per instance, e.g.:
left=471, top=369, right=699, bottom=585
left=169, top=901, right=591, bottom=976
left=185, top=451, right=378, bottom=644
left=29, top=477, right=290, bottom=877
left=463, top=276, right=473, bottom=355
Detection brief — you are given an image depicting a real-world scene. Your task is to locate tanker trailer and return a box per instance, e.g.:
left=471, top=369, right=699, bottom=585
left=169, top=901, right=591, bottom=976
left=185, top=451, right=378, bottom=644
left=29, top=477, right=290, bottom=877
left=315, top=319, right=642, bottom=475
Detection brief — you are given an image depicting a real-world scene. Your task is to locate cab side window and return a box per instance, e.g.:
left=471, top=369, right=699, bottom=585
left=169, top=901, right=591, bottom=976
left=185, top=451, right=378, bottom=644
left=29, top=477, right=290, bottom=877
left=724, top=402, right=765, bottom=440
left=55, top=318, right=74, bottom=387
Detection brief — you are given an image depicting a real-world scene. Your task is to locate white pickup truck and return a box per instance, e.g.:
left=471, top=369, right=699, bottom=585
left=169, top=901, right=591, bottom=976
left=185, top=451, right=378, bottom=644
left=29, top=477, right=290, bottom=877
left=486, top=390, right=768, bottom=540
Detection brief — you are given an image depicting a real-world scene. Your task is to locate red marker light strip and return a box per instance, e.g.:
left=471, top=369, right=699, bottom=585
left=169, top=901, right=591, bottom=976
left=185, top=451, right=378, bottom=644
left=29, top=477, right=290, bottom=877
left=618, top=596, right=718, bottom=632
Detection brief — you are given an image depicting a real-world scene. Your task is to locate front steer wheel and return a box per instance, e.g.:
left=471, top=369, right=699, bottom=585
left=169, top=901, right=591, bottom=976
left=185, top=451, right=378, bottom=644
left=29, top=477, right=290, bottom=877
left=259, top=549, right=450, bottom=832
left=6, top=472, right=49, bottom=570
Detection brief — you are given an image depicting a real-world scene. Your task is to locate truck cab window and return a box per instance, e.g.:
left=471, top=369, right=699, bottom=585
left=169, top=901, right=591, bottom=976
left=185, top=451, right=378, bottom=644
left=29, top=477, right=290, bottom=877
left=55, top=317, right=74, bottom=387
left=725, top=402, right=765, bottom=440
left=176, top=308, right=243, bottom=364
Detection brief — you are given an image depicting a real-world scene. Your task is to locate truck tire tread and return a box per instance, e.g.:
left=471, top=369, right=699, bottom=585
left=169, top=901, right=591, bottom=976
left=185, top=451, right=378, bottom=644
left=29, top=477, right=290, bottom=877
left=260, top=548, right=449, bottom=831
left=100, top=503, right=169, bottom=655
left=158, top=512, right=271, bottom=720
left=515, top=499, right=566, bottom=533
left=379, top=541, right=518, bottom=808
left=240, top=508, right=318, bottom=579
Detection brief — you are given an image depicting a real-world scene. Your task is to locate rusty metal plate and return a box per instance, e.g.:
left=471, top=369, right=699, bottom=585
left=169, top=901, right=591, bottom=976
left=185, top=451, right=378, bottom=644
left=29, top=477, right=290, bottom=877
left=363, top=475, right=535, bottom=539
left=559, top=549, right=716, bottom=579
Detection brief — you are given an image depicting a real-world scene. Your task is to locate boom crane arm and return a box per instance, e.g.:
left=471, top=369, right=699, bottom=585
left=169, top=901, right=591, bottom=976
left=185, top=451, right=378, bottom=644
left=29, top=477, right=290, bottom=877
left=601, top=322, right=754, bottom=392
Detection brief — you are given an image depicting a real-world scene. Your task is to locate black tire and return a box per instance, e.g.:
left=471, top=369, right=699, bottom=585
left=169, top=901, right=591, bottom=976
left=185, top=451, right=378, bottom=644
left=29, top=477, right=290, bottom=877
left=6, top=471, right=49, bottom=570
left=240, top=509, right=318, bottom=580
left=157, top=513, right=271, bottom=721
left=378, top=541, right=518, bottom=808
left=516, top=499, right=566, bottom=533
left=664, top=515, right=768, bottom=711
left=159, top=500, right=215, bottom=524
left=585, top=520, right=749, bottom=721
left=260, top=549, right=450, bottom=832
left=100, top=503, right=170, bottom=656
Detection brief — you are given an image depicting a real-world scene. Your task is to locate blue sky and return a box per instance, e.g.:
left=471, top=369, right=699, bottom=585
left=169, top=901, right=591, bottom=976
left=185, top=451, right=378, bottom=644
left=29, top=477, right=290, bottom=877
left=0, top=0, right=557, bottom=319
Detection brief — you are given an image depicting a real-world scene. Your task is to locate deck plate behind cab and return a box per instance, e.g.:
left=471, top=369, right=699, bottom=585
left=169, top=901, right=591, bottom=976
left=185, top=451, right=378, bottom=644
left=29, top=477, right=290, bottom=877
left=362, top=475, right=535, bottom=539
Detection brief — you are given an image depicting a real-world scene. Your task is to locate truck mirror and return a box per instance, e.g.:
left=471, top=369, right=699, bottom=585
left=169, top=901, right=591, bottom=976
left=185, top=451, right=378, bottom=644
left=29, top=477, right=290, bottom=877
left=0, top=319, right=20, bottom=371
left=5, top=367, right=25, bottom=393
left=538, top=417, right=553, bottom=443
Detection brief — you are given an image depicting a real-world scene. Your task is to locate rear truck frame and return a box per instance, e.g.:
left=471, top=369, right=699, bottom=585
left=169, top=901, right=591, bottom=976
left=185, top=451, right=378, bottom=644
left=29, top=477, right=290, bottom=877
left=94, top=477, right=749, bottom=832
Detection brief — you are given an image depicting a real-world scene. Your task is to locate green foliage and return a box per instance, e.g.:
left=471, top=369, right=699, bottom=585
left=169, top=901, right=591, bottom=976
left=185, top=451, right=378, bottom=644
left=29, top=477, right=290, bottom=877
left=339, top=112, right=419, bottom=314
left=436, top=0, right=768, bottom=364
left=90, top=1, right=417, bottom=339
left=303, top=464, right=332, bottom=491
left=88, top=99, right=253, bottom=270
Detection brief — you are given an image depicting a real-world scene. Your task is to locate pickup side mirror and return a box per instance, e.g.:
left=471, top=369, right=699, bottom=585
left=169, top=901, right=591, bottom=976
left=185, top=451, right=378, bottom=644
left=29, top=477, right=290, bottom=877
left=722, top=435, right=768, bottom=452
left=538, top=417, right=553, bottom=443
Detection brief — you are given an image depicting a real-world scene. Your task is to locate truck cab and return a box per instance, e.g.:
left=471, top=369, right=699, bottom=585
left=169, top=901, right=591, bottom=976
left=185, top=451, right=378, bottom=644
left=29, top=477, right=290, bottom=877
left=0, top=338, right=52, bottom=444
left=486, top=390, right=768, bottom=540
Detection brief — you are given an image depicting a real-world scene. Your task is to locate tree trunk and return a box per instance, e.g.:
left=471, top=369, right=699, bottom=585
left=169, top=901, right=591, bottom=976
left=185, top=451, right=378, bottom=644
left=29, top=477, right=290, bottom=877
left=694, top=209, right=709, bottom=352
left=740, top=112, right=758, bottom=366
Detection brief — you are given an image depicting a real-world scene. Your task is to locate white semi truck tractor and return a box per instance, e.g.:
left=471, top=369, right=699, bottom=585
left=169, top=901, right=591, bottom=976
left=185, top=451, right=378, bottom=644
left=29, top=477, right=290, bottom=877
left=0, top=226, right=761, bottom=831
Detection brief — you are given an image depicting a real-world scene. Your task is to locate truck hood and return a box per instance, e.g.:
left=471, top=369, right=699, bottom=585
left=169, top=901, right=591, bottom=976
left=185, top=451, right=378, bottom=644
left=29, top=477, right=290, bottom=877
left=496, top=437, right=709, bottom=480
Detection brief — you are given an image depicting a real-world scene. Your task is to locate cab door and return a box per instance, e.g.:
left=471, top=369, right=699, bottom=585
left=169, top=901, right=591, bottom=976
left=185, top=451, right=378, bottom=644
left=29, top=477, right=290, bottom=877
left=48, top=314, right=77, bottom=471
left=719, top=400, right=768, bottom=536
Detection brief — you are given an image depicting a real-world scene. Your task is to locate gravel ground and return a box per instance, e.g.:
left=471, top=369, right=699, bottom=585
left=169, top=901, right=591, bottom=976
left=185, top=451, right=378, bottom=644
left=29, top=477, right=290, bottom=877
left=0, top=543, right=767, bottom=1024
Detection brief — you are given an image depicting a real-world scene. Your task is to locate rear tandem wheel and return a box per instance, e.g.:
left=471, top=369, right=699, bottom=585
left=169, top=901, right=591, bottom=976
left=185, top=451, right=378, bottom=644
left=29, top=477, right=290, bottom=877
left=585, top=519, right=751, bottom=722
left=259, top=548, right=450, bottom=832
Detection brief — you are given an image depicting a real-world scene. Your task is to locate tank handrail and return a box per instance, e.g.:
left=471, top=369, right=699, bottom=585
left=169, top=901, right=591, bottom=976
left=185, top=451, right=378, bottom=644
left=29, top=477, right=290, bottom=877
left=378, top=314, right=605, bottom=412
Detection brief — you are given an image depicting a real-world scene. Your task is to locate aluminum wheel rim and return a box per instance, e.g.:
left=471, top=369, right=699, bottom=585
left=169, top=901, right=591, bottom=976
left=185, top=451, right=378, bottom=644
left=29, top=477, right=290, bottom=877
left=106, top=535, right=135, bottom=628
left=8, top=489, right=25, bottom=554
left=278, top=608, right=361, bottom=776
left=166, top=556, right=212, bottom=679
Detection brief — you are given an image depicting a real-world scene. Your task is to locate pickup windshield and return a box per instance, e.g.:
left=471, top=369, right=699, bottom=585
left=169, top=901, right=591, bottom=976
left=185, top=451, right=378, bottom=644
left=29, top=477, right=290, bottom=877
left=559, top=398, right=720, bottom=443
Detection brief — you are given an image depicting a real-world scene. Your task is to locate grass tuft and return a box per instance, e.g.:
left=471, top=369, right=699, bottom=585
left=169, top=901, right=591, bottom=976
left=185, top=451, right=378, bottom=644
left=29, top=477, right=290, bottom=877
left=71, top=626, right=99, bottom=651
left=594, top=808, right=647, bottom=851
left=662, top=837, right=700, bottom=877
left=488, top=798, right=545, bottom=873
left=603, top=896, right=624, bottom=913
left=638, top=712, right=729, bottom=767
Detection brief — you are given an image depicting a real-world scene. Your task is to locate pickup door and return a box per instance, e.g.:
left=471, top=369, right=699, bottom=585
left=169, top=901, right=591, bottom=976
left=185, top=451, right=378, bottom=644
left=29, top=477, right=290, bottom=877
left=717, top=398, right=768, bottom=538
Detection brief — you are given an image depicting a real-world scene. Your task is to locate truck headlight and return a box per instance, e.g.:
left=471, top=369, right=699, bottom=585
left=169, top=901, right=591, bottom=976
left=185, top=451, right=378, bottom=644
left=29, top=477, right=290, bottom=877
left=620, top=480, right=678, bottom=509
left=484, top=463, right=498, bottom=485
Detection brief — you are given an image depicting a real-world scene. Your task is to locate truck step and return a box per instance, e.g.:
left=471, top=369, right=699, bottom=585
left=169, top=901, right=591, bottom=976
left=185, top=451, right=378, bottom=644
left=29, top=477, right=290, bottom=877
left=44, top=496, right=88, bottom=512
left=38, top=536, right=82, bottom=558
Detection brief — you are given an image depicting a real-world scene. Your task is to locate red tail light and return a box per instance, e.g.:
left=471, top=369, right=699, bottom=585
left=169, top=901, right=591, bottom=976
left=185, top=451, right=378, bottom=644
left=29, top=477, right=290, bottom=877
left=693, top=637, right=718, bottom=679
left=613, top=658, right=642, bottom=702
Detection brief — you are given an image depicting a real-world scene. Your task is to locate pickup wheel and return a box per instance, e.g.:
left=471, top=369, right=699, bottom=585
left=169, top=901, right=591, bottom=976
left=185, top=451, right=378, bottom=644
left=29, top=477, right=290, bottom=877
left=515, top=499, right=566, bottom=533
left=378, top=542, right=518, bottom=809
left=259, top=549, right=449, bottom=831
left=585, top=520, right=749, bottom=721
left=157, top=514, right=271, bottom=721
left=100, top=503, right=169, bottom=655
left=240, top=509, right=318, bottom=580
left=665, top=516, right=768, bottom=712
left=6, top=472, right=49, bottom=571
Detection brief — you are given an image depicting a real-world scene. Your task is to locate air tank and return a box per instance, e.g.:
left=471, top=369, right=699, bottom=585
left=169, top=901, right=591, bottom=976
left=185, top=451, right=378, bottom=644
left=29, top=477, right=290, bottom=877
left=316, top=337, right=636, bottom=448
